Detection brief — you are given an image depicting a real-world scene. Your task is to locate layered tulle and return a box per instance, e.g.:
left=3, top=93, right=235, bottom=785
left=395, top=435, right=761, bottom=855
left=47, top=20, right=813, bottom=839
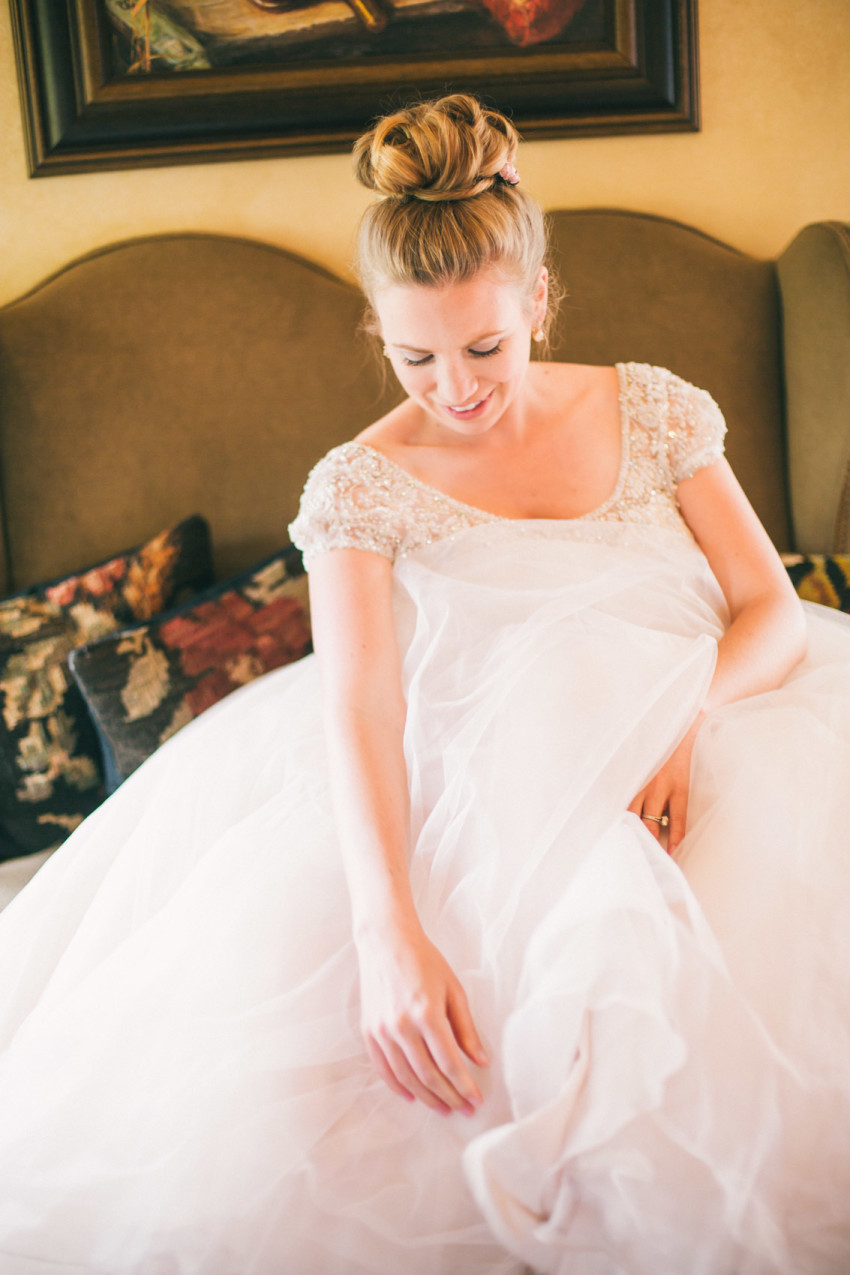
left=0, top=521, right=848, bottom=1274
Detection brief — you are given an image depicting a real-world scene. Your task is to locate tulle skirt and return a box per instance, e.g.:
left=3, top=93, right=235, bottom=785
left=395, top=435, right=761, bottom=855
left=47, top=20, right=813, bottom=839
left=0, top=521, right=848, bottom=1275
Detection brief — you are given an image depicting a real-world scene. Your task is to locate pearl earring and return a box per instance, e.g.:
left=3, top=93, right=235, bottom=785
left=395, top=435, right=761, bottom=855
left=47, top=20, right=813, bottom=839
left=532, top=328, right=545, bottom=343
left=382, top=345, right=390, bottom=357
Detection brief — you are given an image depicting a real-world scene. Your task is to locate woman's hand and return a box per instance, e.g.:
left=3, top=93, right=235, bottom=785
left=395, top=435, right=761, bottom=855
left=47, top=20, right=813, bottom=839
left=355, top=919, right=489, bottom=1116
left=629, top=717, right=702, bottom=856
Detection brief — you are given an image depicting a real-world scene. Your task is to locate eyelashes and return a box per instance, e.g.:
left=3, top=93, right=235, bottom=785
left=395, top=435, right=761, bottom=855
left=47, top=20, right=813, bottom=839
left=401, top=343, right=503, bottom=367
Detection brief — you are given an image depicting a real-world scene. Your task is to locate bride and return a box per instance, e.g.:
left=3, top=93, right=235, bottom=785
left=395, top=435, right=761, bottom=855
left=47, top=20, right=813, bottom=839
left=0, top=93, right=848, bottom=1275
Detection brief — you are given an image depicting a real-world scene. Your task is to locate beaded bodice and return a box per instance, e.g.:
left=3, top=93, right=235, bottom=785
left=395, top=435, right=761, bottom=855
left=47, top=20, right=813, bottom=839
left=289, top=363, right=726, bottom=568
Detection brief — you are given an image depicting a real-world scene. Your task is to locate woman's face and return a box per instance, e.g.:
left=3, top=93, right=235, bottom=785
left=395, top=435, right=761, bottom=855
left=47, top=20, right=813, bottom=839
left=374, top=266, right=547, bottom=438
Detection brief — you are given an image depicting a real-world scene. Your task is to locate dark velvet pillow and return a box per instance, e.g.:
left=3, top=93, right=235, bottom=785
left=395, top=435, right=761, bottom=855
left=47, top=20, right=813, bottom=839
left=69, top=545, right=312, bottom=790
left=782, top=553, right=850, bottom=612
left=0, top=516, right=213, bottom=861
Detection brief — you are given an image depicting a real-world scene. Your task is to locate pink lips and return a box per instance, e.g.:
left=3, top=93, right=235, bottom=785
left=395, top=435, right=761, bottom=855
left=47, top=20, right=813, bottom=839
left=442, top=393, right=492, bottom=421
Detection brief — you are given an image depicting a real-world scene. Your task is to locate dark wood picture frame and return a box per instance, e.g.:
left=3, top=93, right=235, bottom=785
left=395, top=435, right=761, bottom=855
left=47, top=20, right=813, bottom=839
left=10, top=0, right=699, bottom=177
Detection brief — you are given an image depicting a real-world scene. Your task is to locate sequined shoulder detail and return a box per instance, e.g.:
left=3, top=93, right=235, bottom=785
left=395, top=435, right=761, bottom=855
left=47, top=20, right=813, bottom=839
left=288, top=442, right=499, bottom=569
left=610, top=363, right=727, bottom=536
left=661, top=367, right=727, bottom=484
left=618, top=363, right=727, bottom=480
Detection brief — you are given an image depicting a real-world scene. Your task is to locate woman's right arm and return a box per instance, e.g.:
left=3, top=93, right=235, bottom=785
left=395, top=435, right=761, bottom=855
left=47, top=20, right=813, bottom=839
left=307, top=548, right=488, bottom=1116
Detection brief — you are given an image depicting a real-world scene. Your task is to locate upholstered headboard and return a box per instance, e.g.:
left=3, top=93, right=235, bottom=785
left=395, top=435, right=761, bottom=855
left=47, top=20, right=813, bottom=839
left=0, top=234, right=400, bottom=595
left=1, top=214, right=849, bottom=597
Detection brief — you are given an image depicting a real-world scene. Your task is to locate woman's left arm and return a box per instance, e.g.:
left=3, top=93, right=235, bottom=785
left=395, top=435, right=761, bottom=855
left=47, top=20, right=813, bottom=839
left=629, top=457, right=807, bottom=854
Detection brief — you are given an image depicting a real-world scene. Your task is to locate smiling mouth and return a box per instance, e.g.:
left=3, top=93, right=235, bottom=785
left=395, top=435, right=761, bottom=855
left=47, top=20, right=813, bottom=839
left=442, top=393, right=492, bottom=416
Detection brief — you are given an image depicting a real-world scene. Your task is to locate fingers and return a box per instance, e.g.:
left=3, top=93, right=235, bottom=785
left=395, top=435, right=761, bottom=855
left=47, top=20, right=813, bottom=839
left=666, top=789, right=688, bottom=857
left=358, top=930, right=489, bottom=1114
left=631, top=786, right=664, bottom=842
left=364, top=1036, right=416, bottom=1103
left=382, top=1037, right=455, bottom=1115
left=447, top=982, right=489, bottom=1069
left=641, top=811, right=665, bottom=842
left=632, top=785, right=687, bottom=855
left=423, top=1014, right=484, bottom=1113
left=364, top=984, right=488, bottom=1115
left=627, top=791, right=645, bottom=818
left=373, top=1026, right=475, bottom=1116
left=631, top=729, right=698, bottom=855
left=629, top=791, right=662, bottom=841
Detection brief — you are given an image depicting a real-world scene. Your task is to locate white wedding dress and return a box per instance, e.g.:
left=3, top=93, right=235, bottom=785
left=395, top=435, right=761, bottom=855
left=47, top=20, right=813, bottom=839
left=0, top=364, right=848, bottom=1275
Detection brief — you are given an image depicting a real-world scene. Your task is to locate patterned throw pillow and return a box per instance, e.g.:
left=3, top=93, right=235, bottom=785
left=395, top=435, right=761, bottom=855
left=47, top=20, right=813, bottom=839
left=69, top=545, right=312, bottom=790
left=0, top=517, right=213, bottom=862
left=781, top=554, right=850, bottom=612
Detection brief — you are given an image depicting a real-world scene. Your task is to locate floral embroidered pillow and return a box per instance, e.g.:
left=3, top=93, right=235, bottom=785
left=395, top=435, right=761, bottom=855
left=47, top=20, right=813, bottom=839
left=69, top=545, right=312, bottom=790
left=0, top=516, right=213, bottom=862
left=781, top=554, right=850, bottom=612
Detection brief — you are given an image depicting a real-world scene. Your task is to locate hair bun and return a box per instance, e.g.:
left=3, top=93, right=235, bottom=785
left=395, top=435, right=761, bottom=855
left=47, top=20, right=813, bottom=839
left=353, top=94, right=519, bottom=203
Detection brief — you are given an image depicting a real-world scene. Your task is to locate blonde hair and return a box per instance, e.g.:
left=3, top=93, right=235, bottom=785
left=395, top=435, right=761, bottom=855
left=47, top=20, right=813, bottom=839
left=353, top=94, right=556, bottom=336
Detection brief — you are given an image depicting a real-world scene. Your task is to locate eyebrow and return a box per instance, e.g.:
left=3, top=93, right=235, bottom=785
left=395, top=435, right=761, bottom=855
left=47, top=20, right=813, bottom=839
left=391, top=330, right=507, bottom=354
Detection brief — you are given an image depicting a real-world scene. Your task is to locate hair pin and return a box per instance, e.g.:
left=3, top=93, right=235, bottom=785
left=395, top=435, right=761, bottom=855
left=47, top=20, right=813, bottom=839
left=499, top=162, right=520, bottom=186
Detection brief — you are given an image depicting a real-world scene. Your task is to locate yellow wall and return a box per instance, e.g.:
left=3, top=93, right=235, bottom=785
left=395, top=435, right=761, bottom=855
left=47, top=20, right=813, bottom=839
left=1, top=0, right=848, bottom=307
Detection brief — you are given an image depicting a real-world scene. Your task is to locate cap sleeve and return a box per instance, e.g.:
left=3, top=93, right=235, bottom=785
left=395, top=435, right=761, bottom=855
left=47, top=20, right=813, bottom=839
left=663, top=371, right=727, bottom=485
left=288, top=443, right=401, bottom=570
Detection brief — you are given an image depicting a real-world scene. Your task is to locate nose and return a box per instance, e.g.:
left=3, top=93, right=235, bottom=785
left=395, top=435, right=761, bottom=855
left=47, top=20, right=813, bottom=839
left=435, top=358, right=479, bottom=406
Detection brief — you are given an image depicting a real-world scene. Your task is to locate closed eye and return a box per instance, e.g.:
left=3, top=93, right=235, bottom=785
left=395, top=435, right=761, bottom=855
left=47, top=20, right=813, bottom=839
left=400, top=341, right=504, bottom=367
left=401, top=343, right=502, bottom=367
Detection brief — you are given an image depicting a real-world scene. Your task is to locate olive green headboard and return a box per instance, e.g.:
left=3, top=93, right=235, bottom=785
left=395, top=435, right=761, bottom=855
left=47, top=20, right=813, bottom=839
left=0, top=233, right=398, bottom=595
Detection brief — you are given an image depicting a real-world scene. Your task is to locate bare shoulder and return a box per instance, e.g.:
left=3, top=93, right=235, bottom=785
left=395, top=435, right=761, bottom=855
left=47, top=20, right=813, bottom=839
left=528, top=360, right=617, bottom=390
left=355, top=398, right=423, bottom=451
left=527, top=360, right=620, bottom=422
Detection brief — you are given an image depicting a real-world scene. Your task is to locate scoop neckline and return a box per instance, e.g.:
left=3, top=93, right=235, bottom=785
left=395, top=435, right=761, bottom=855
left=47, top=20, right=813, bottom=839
left=349, top=362, right=630, bottom=526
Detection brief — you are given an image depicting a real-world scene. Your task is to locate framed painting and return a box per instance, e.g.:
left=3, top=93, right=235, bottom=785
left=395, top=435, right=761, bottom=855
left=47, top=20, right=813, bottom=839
left=9, top=0, right=699, bottom=176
